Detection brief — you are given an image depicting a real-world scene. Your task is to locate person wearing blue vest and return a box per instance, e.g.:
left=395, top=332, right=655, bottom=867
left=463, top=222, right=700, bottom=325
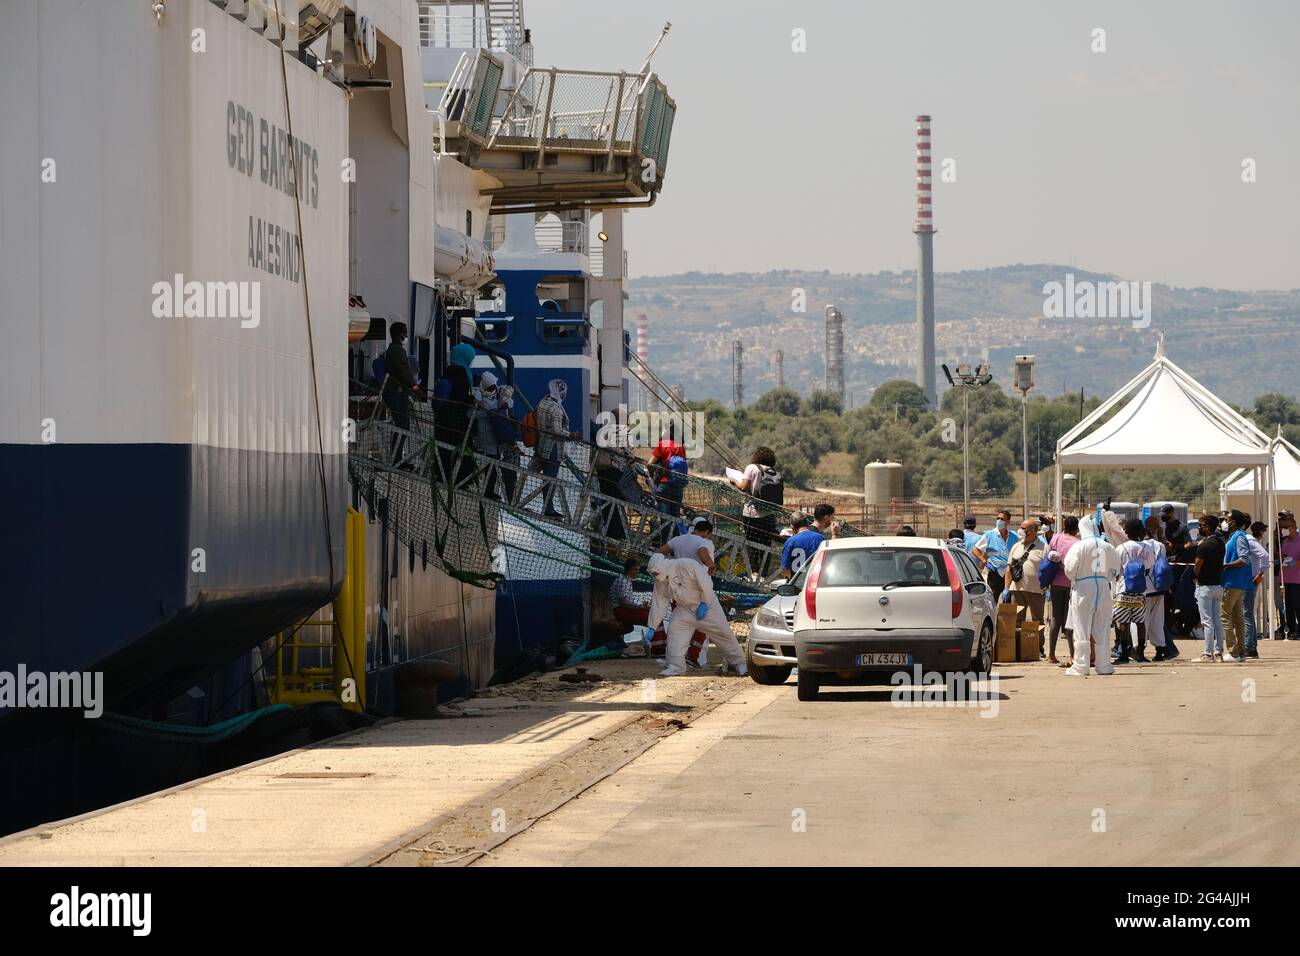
left=961, top=515, right=981, bottom=552
left=973, top=509, right=1019, bottom=599
left=1220, top=510, right=1253, bottom=662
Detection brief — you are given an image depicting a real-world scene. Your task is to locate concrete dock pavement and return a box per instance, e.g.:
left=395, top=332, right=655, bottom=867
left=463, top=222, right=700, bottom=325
left=6, top=642, right=1300, bottom=866
left=481, top=641, right=1300, bottom=866
left=0, top=662, right=751, bottom=867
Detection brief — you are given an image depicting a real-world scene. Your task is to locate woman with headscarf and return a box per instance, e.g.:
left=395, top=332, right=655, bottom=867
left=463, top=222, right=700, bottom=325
left=434, top=342, right=475, bottom=479
left=530, top=379, right=576, bottom=518
left=472, top=371, right=518, bottom=500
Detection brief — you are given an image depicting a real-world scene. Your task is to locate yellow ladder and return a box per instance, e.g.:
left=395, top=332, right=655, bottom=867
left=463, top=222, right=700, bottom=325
left=269, top=508, right=367, bottom=713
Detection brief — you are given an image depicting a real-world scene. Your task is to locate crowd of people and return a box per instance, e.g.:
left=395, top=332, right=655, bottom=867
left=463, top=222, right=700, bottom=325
left=380, top=342, right=1300, bottom=681
left=949, top=503, right=1299, bottom=676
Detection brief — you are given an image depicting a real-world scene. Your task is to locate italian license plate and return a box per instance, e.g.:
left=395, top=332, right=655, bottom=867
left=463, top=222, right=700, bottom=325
left=855, top=653, right=911, bottom=666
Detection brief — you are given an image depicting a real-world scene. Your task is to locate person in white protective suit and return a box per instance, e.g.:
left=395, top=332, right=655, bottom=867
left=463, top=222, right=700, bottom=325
left=646, top=553, right=747, bottom=677
left=1063, top=513, right=1123, bottom=676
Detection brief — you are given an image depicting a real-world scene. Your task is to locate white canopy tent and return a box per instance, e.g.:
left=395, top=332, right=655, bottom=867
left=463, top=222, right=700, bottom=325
left=1220, top=432, right=1300, bottom=517
left=1054, top=338, right=1278, bottom=636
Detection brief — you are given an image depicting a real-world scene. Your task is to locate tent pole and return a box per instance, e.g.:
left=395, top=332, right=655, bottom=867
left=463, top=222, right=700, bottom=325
left=1053, top=445, right=1063, bottom=526
left=1267, top=455, right=1278, bottom=640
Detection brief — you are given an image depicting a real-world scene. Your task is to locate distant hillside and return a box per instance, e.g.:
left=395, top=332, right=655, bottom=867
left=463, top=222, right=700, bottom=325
left=627, top=266, right=1300, bottom=407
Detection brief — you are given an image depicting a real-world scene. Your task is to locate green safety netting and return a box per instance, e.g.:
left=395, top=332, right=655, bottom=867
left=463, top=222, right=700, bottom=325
left=346, top=393, right=822, bottom=606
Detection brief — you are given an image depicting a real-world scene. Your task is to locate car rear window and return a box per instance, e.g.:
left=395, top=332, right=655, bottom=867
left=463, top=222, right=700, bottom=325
left=818, top=548, right=949, bottom=587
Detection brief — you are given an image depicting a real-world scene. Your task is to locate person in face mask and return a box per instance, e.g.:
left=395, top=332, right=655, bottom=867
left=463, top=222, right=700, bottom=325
left=472, top=372, right=518, bottom=500
left=530, top=379, right=579, bottom=518
left=1062, top=513, right=1122, bottom=676
left=973, top=509, right=1019, bottom=599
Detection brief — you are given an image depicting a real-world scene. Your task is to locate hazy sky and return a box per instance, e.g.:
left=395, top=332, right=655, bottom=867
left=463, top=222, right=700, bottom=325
left=529, top=0, right=1299, bottom=290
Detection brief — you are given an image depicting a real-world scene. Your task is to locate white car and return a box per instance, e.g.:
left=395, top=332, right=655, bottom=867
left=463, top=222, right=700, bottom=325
left=790, top=536, right=996, bottom=701
left=746, top=567, right=806, bottom=685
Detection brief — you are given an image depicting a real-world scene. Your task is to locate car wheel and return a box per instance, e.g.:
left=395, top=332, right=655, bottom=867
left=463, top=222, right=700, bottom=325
left=796, top=669, right=820, bottom=701
left=970, top=621, right=994, bottom=674
left=748, top=663, right=793, bottom=685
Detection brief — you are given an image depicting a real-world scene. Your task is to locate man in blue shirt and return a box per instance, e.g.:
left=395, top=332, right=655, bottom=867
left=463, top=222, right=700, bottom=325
left=1242, top=520, right=1271, bottom=659
left=973, top=508, right=1020, bottom=598
left=781, top=514, right=826, bottom=576
left=1220, top=510, right=1253, bottom=661
left=961, top=515, right=981, bottom=553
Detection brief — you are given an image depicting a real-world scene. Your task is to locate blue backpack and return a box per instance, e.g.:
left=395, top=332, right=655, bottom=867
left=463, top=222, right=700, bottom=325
left=1038, top=553, right=1061, bottom=590
left=1122, top=557, right=1146, bottom=594
left=666, top=454, right=689, bottom=490
left=1152, top=552, right=1172, bottom=592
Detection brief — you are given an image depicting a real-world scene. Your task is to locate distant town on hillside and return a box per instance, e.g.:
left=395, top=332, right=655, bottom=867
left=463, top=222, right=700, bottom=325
left=627, top=265, right=1300, bottom=408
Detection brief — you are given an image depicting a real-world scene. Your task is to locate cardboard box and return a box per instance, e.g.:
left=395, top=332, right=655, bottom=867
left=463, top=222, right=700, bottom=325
left=995, top=603, right=1025, bottom=663
left=1018, top=620, right=1044, bottom=662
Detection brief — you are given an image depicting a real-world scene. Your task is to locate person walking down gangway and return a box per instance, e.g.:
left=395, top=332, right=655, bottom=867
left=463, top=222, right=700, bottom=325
left=530, top=379, right=580, bottom=519
left=1063, top=512, right=1122, bottom=677
left=382, top=321, right=425, bottom=464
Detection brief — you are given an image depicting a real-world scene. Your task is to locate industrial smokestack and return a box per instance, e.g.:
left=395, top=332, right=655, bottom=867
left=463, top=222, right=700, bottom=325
left=914, top=114, right=937, bottom=408
left=731, top=340, right=744, bottom=410
left=825, top=305, right=844, bottom=403
left=636, top=313, right=652, bottom=411
left=774, top=349, right=784, bottom=390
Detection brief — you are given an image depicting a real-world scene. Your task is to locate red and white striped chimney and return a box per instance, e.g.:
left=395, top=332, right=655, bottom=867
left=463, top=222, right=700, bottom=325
left=636, top=313, right=650, bottom=410
left=914, top=115, right=933, bottom=234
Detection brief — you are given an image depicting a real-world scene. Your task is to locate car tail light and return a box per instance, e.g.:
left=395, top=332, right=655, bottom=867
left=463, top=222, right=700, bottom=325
left=804, top=549, right=825, bottom=619
left=942, top=549, right=962, bottom=619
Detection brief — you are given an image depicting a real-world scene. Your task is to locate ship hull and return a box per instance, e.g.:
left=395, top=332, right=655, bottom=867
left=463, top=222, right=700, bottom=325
left=0, top=0, right=349, bottom=721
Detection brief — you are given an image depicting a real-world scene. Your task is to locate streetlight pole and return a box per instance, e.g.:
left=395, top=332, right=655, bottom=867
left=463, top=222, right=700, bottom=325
left=963, top=386, right=971, bottom=518
left=1013, top=355, right=1036, bottom=521
left=1021, top=391, right=1029, bottom=519
left=943, top=362, right=993, bottom=521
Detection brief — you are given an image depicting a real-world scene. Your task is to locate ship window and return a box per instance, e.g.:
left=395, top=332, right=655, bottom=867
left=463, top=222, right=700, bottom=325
left=534, top=275, right=581, bottom=313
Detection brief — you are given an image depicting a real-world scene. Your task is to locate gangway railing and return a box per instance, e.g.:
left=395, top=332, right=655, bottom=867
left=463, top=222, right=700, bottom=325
left=349, top=411, right=794, bottom=597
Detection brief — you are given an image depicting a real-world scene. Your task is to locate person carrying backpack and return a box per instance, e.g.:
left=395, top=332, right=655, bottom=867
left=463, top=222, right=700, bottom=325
left=730, top=446, right=784, bottom=578
left=1143, top=515, right=1177, bottom=661
left=651, top=432, right=689, bottom=517
left=1112, top=518, right=1154, bottom=664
